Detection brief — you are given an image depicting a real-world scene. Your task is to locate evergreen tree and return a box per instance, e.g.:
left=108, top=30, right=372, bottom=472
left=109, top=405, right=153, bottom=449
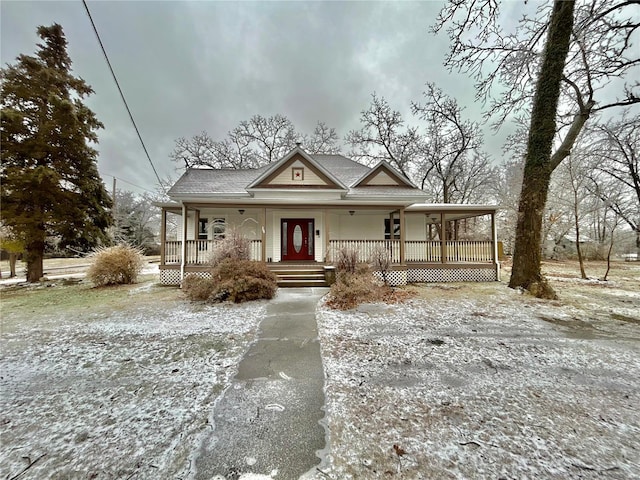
left=1, top=24, right=112, bottom=282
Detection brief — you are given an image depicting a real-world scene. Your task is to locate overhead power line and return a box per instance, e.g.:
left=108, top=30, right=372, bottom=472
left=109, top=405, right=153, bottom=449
left=82, top=0, right=165, bottom=191
left=102, top=173, right=157, bottom=194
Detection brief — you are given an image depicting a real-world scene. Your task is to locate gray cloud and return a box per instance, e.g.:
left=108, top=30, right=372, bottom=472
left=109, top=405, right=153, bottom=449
left=2, top=0, right=513, bottom=194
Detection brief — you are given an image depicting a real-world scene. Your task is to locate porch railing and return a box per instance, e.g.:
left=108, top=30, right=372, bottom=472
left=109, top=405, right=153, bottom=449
left=328, top=240, right=401, bottom=263
left=164, top=239, right=262, bottom=264
left=445, top=240, right=493, bottom=263
left=163, top=239, right=493, bottom=265
left=328, top=240, right=494, bottom=264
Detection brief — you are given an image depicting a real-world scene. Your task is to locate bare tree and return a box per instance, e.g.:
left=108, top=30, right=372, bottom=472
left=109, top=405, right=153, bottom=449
left=347, top=89, right=493, bottom=206
left=492, top=160, right=524, bottom=255
left=171, top=115, right=340, bottom=170
left=346, top=93, right=422, bottom=179
left=299, top=122, right=341, bottom=154
left=433, top=0, right=639, bottom=296
left=594, top=112, right=640, bottom=257
left=555, top=148, right=598, bottom=277
left=113, top=190, right=160, bottom=253
left=412, top=83, right=491, bottom=203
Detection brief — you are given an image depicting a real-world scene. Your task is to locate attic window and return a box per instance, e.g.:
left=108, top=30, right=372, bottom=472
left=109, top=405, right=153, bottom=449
left=292, top=167, right=304, bottom=181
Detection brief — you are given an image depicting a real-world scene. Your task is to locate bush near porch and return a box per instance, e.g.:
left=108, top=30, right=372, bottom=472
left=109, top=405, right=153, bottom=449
left=182, top=229, right=278, bottom=303
left=327, top=247, right=412, bottom=310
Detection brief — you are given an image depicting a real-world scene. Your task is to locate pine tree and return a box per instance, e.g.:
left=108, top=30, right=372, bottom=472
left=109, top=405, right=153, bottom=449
left=1, top=24, right=112, bottom=282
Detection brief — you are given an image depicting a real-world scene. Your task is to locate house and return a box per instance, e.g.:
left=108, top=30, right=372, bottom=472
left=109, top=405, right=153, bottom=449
left=156, top=146, right=500, bottom=286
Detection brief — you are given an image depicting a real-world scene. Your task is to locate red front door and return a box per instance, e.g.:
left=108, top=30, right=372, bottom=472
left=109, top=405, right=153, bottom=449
left=281, top=219, right=314, bottom=261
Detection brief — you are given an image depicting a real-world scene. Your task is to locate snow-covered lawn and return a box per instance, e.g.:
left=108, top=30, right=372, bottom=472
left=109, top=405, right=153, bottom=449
left=1, top=260, right=638, bottom=479
left=0, top=279, right=265, bottom=479
left=315, top=262, right=640, bottom=479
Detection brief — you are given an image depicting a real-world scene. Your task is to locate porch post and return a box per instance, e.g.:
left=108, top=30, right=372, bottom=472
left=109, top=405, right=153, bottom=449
left=160, top=208, right=167, bottom=265
left=180, top=203, right=188, bottom=282
left=440, top=212, right=447, bottom=263
left=261, top=208, right=267, bottom=262
left=194, top=209, right=200, bottom=264
left=399, top=208, right=405, bottom=264
left=323, top=209, right=330, bottom=262
left=491, top=211, right=500, bottom=280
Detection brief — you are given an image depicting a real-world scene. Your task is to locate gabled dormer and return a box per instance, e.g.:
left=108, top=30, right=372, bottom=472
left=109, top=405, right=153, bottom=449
left=247, top=146, right=347, bottom=191
left=350, top=160, right=417, bottom=188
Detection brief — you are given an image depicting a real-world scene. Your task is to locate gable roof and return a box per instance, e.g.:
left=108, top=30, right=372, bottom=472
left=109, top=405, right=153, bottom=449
left=247, top=147, right=348, bottom=190
left=167, top=147, right=427, bottom=202
left=351, top=160, right=417, bottom=188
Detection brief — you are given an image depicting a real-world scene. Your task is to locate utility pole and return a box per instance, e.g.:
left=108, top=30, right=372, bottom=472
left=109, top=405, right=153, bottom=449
left=112, top=177, right=117, bottom=230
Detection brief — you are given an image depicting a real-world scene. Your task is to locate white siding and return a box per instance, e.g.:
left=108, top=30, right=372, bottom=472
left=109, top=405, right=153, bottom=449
left=332, top=212, right=385, bottom=240
left=405, top=214, right=426, bottom=241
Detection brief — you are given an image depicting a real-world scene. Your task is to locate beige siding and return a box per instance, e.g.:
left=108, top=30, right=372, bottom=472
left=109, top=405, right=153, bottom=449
left=365, top=170, right=401, bottom=186
left=268, top=160, right=330, bottom=186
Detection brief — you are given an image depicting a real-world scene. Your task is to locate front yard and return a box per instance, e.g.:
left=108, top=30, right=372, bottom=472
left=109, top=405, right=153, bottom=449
left=1, top=260, right=639, bottom=479
left=0, top=276, right=265, bottom=479
left=316, top=261, right=640, bottom=479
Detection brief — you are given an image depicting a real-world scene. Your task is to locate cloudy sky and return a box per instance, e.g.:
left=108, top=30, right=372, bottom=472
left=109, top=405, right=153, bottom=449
left=1, top=0, right=527, bottom=195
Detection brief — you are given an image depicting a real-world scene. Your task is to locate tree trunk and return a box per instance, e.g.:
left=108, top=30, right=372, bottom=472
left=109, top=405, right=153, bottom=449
left=9, top=253, right=17, bottom=278
left=25, top=240, right=45, bottom=282
left=508, top=0, right=575, bottom=298
left=572, top=182, right=587, bottom=279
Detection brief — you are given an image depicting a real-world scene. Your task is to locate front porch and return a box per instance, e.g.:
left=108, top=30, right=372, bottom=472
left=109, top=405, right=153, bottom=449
left=156, top=203, right=501, bottom=286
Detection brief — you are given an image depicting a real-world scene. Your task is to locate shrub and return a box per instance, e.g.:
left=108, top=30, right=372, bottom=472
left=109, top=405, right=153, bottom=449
left=181, top=275, right=217, bottom=301
left=369, top=245, right=392, bottom=285
left=327, top=270, right=380, bottom=310
left=211, top=259, right=278, bottom=303
left=209, top=226, right=251, bottom=267
left=334, top=247, right=359, bottom=275
left=87, top=244, right=144, bottom=287
left=327, top=263, right=414, bottom=310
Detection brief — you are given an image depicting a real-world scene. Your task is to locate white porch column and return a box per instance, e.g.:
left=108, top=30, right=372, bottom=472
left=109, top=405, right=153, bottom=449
left=261, top=208, right=267, bottom=262
left=440, top=212, right=447, bottom=263
left=323, top=209, right=330, bottom=262
left=180, top=203, right=187, bottom=282
left=491, top=211, right=500, bottom=280
left=399, top=208, right=405, bottom=264
left=159, top=208, right=167, bottom=265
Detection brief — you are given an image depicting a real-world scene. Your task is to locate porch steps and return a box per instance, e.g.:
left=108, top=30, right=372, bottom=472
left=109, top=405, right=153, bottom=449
left=269, top=265, right=328, bottom=288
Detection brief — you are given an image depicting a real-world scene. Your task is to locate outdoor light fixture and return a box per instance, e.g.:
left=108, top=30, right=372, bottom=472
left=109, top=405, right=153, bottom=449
left=238, top=209, right=245, bottom=215
left=349, top=210, right=355, bottom=216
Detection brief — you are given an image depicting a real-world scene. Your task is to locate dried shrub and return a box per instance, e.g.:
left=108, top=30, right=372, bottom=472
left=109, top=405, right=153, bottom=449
left=327, top=263, right=414, bottom=310
left=209, top=226, right=251, bottom=267
left=334, top=247, right=359, bottom=274
left=369, top=245, right=392, bottom=285
left=181, top=275, right=216, bottom=301
left=87, top=244, right=144, bottom=287
left=210, top=259, right=278, bottom=303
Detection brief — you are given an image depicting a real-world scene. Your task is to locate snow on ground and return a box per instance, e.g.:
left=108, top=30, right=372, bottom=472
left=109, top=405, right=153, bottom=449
left=1, top=260, right=638, bottom=479
left=0, top=283, right=265, bottom=479
left=314, top=267, right=640, bottom=479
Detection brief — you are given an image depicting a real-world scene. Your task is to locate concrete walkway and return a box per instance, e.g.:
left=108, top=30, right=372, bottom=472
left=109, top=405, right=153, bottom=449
left=194, top=288, right=329, bottom=480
